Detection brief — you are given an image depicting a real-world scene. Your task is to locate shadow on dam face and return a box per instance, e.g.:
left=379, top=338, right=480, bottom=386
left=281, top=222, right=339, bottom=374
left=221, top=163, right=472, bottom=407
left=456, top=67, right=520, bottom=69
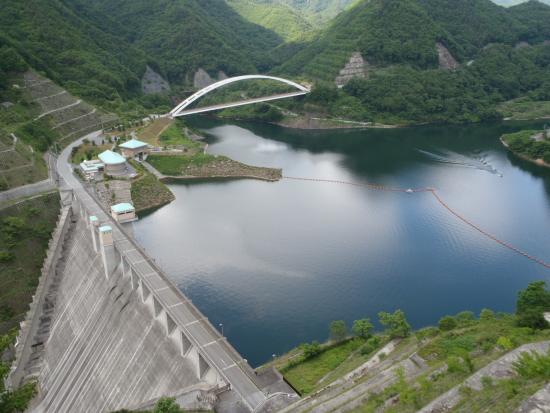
left=9, top=192, right=296, bottom=413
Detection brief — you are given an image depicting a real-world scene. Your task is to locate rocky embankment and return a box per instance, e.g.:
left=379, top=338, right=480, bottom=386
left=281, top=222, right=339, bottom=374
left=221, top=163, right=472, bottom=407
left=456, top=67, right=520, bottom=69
left=159, top=156, right=282, bottom=182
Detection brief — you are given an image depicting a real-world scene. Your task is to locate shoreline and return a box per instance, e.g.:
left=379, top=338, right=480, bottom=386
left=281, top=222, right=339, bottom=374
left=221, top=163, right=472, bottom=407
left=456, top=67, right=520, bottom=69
left=273, top=115, right=402, bottom=130
left=161, top=173, right=281, bottom=183
left=500, top=136, right=550, bottom=169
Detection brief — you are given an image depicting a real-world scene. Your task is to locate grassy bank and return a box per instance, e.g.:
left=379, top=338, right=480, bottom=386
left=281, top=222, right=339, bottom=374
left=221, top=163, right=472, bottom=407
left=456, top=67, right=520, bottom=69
left=137, top=118, right=203, bottom=153
left=275, top=306, right=550, bottom=411
left=70, top=140, right=111, bottom=164
left=148, top=154, right=282, bottom=181
left=280, top=337, right=370, bottom=394
left=129, top=161, right=174, bottom=213
left=0, top=192, right=60, bottom=334
left=501, top=129, right=550, bottom=167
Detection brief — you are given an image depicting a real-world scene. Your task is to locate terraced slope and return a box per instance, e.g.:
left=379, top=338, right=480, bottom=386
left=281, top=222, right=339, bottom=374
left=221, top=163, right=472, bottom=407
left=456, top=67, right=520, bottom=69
left=0, top=132, right=48, bottom=190
left=23, top=72, right=117, bottom=148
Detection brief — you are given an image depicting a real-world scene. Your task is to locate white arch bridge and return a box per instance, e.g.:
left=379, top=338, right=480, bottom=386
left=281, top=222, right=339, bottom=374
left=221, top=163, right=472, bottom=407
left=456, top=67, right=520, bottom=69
left=169, top=75, right=310, bottom=117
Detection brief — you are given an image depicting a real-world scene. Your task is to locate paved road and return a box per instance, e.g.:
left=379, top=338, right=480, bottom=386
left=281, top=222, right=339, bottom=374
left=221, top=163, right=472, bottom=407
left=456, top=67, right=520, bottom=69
left=0, top=152, right=57, bottom=206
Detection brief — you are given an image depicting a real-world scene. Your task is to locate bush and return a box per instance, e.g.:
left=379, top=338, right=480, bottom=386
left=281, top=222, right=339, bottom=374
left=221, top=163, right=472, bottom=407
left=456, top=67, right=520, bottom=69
left=300, top=341, right=322, bottom=359
left=2, top=216, right=26, bottom=236
left=496, top=336, right=514, bottom=351
left=153, top=397, right=184, bottom=413
left=480, top=308, right=495, bottom=322
left=329, top=320, right=348, bottom=342
left=439, top=316, right=457, bottom=331
left=361, top=336, right=381, bottom=355
left=379, top=310, right=411, bottom=339
left=16, top=120, right=59, bottom=153
left=455, top=311, right=476, bottom=325
left=0, top=250, right=14, bottom=263
left=514, top=349, right=550, bottom=379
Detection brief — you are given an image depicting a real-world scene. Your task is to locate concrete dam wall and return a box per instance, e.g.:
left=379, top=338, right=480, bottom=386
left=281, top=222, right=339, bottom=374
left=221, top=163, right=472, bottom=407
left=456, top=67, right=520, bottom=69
left=8, top=185, right=295, bottom=412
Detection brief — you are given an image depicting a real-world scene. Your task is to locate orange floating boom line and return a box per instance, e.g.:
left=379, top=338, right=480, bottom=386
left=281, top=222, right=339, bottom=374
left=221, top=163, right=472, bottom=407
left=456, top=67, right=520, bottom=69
left=429, top=189, right=550, bottom=270
left=283, top=176, right=433, bottom=193
left=283, top=175, right=550, bottom=270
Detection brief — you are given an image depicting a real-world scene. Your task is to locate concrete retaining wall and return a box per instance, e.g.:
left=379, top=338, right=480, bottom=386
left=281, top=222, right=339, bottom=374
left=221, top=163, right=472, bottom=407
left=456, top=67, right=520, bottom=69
left=7, top=205, right=72, bottom=389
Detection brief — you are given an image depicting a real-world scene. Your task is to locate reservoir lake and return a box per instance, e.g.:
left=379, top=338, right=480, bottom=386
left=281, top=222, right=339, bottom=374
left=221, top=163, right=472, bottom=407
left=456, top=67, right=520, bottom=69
left=134, top=118, right=550, bottom=366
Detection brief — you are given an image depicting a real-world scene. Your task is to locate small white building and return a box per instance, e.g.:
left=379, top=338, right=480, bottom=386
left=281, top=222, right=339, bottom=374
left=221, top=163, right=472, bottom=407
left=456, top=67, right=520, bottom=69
left=110, top=202, right=137, bottom=223
left=119, top=138, right=149, bottom=160
left=98, top=150, right=127, bottom=176
left=79, top=159, right=104, bottom=180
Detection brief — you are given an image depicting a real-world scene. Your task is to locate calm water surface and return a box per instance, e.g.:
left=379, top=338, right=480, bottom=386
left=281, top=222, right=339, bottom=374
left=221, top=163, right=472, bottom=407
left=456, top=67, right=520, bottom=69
left=134, top=118, right=550, bottom=366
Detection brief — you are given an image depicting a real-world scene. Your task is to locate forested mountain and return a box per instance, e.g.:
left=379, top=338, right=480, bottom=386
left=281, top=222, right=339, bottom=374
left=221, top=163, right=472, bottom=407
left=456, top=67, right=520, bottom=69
left=1, top=0, right=549, bottom=126
left=69, top=0, right=282, bottom=85
left=276, top=0, right=550, bottom=80
left=275, top=0, right=454, bottom=80
left=269, top=0, right=550, bottom=124
left=492, top=0, right=550, bottom=5
left=0, top=0, right=148, bottom=104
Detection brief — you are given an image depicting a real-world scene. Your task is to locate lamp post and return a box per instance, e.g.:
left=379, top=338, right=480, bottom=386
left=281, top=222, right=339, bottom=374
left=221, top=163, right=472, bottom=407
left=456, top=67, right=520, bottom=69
left=219, top=323, right=224, bottom=336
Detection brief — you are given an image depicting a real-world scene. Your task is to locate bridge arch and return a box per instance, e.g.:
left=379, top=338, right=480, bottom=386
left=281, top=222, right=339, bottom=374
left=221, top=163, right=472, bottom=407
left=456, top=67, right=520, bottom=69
left=170, top=75, right=310, bottom=117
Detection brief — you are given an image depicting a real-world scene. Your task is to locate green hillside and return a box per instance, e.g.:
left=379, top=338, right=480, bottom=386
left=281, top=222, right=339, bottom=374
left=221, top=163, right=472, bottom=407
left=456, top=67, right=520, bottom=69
left=71, top=0, right=283, bottom=85
left=0, top=0, right=148, bottom=105
left=417, top=0, right=544, bottom=57
left=226, top=0, right=313, bottom=41
left=492, top=0, right=550, bottom=6
left=275, top=0, right=455, bottom=81
left=278, top=0, right=358, bottom=23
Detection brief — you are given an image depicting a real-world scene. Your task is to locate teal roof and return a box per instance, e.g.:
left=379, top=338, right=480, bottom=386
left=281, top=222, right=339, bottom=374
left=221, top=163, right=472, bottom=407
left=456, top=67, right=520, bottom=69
left=99, top=225, right=112, bottom=233
left=119, top=138, right=148, bottom=149
left=98, top=150, right=125, bottom=165
left=111, top=203, right=135, bottom=214
left=89, top=216, right=98, bottom=222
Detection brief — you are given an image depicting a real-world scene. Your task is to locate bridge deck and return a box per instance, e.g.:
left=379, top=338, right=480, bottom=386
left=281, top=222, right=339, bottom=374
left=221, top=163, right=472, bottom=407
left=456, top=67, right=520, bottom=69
left=172, top=91, right=307, bottom=117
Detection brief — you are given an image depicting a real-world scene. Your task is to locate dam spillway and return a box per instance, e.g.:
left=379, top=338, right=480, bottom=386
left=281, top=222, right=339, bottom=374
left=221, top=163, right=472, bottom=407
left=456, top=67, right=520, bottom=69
left=8, top=166, right=295, bottom=412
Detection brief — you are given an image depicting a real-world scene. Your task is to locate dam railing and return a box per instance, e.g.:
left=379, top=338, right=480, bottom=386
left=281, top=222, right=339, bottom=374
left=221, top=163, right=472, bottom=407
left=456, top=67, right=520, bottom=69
left=69, top=183, right=267, bottom=410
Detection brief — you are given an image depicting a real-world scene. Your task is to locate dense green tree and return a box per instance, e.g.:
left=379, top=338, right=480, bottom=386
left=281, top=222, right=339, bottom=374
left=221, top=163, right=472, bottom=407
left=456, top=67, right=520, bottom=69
left=378, top=310, right=411, bottom=339
left=516, top=281, right=550, bottom=329
left=438, top=316, right=457, bottom=331
left=0, top=47, right=27, bottom=73
left=329, top=320, right=348, bottom=342
left=480, top=308, right=495, bottom=322
left=352, top=318, right=374, bottom=338
left=300, top=341, right=322, bottom=358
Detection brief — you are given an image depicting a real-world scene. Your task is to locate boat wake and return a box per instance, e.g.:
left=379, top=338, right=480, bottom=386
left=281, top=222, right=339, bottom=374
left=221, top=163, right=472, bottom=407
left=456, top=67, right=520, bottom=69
left=417, top=149, right=502, bottom=176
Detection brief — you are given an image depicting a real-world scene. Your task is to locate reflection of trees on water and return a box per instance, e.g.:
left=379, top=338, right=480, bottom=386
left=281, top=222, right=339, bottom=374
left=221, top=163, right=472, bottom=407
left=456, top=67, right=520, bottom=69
left=189, top=116, right=550, bottom=191
left=506, top=151, right=550, bottom=199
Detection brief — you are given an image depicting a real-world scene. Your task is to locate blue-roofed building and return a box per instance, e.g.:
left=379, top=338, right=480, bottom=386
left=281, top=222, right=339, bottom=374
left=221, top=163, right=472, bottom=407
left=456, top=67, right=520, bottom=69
left=119, top=138, right=149, bottom=160
left=98, top=150, right=127, bottom=175
left=110, top=202, right=137, bottom=223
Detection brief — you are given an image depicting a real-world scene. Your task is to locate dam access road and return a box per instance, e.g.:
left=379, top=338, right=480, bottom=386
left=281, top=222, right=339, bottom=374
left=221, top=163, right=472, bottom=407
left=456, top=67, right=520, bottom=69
left=8, top=130, right=297, bottom=413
